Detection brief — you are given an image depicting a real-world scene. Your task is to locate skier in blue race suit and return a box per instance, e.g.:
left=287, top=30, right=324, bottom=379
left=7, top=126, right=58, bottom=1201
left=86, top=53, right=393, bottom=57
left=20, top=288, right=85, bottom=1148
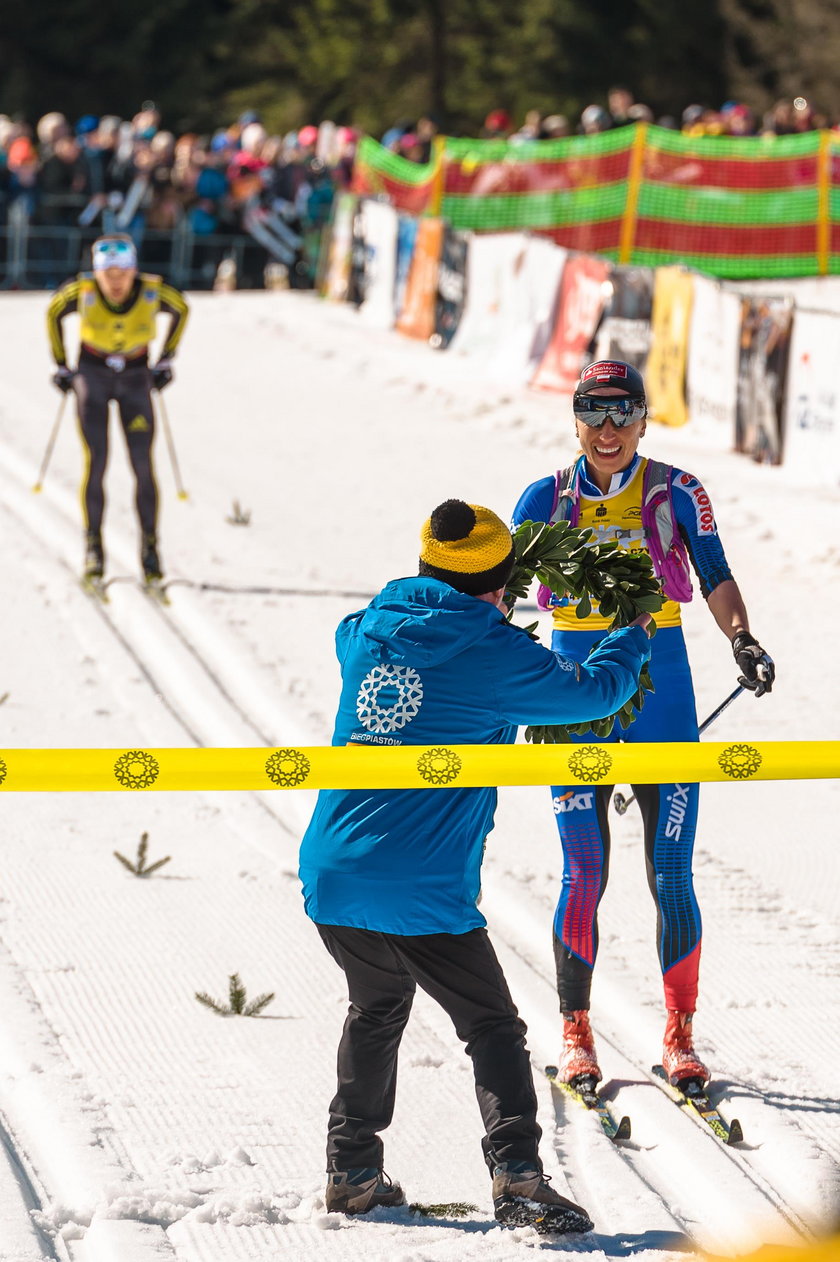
left=299, top=498, right=652, bottom=1232
left=512, top=360, right=775, bottom=1091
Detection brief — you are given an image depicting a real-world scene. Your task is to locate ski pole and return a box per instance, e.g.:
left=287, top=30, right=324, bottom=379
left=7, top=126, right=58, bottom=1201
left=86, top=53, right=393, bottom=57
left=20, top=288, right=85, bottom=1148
left=613, top=684, right=746, bottom=816
left=155, top=390, right=189, bottom=501
left=32, top=393, right=69, bottom=493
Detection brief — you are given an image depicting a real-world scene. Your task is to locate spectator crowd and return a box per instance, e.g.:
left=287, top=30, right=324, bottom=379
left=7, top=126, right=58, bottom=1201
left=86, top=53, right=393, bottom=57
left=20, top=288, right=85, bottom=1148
left=0, top=104, right=358, bottom=287
left=0, top=90, right=832, bottom=287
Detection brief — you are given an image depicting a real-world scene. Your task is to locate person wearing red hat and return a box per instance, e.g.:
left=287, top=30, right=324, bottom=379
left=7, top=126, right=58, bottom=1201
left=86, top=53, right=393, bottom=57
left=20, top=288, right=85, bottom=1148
left=484, top=109, right=512, bottom=137
left=512, top=360, right=774, bottom=1094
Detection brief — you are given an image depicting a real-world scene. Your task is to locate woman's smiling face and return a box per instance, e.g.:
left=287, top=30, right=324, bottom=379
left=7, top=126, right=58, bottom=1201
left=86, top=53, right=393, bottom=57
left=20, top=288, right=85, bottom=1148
left=574, top=387, right=647, bottom=492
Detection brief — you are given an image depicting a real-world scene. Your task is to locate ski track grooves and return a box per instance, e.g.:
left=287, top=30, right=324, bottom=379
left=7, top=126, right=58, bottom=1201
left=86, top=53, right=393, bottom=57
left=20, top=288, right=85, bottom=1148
left=0, top=434, right=820, bottom=1259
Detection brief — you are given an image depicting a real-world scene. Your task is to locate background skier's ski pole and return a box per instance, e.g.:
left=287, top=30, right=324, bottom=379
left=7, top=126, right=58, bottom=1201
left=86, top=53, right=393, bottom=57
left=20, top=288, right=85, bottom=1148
left=613, top=684, right=746, bottom=816
left=32, top=393, right=69, bottom=492
left=155, top=390, right=189, bottom=500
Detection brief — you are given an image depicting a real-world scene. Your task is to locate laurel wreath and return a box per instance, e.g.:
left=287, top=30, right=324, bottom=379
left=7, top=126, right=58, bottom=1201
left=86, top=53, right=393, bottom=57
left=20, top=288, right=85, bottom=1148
left=505, top=518, right=664, bottom=744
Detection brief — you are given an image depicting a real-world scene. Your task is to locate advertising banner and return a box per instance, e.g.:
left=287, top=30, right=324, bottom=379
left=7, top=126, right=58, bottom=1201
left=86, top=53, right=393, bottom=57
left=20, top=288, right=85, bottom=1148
left=530, top=254, right=611, bottom=393
left=395, top=217, right=444, bottom=341
left=593, top=266, right=654, bottom=371
left=782, top=310, right=840, bottom=487
left=646, top=266, right=694, bottom=426
left=735, top=296, right=793, bottom=463
left=449, top=233, right=529, bottom=359
left=685, top=275, right=741, bottom=448
left=432, top=225, right=469, bottom=349
left=485, top=236, right=567, bottom=386
left=394, top=215, right=419, bottom=319
left=358, top=200, right=399, bottom=327
left=323, top=194, right=356, bottom=302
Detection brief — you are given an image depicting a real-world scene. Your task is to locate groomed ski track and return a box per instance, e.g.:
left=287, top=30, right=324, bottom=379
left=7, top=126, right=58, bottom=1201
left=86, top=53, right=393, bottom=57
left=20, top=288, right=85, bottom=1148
left=0, top=291, right=837, bottom=1260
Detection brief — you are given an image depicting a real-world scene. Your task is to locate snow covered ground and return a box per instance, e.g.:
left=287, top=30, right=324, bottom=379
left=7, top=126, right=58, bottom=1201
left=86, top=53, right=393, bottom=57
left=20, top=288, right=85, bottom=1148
left=0, top=289, right=837, bottom=1261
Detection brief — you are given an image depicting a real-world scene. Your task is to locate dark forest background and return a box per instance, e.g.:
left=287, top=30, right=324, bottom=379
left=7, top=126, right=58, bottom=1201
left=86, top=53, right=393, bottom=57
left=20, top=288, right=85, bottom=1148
left=2, top=0, right=837, bottom=134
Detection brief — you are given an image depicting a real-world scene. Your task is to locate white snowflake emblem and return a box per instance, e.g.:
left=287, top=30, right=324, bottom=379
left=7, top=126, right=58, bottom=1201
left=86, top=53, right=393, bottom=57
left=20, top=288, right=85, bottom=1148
left=356, top=665, right=424, bottom=734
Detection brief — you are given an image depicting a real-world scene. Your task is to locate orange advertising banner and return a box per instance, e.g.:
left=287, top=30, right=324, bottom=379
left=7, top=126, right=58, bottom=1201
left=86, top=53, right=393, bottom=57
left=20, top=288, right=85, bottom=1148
left=395, top=217, right=444, bottom=341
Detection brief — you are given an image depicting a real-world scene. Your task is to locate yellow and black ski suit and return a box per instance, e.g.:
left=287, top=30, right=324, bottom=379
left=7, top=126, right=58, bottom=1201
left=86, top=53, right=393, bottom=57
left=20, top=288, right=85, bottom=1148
left=46, top=273, right=189, bottom=539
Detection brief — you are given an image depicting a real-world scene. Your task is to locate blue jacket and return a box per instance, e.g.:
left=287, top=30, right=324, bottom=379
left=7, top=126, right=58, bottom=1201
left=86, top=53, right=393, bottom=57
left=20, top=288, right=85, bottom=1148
left=299, top=576, right=650, bottom=935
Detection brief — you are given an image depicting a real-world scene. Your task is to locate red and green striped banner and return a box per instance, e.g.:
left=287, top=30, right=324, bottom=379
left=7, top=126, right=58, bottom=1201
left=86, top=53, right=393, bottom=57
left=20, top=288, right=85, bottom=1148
left=352, top=126, right=840, bottom=279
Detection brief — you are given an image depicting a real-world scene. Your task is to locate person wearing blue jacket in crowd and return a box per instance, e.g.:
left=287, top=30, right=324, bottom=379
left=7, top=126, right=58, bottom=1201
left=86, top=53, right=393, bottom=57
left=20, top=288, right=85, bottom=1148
left=299, top=498, right=652, bottom=1233
left=512, top=359, right=775, bottom=1096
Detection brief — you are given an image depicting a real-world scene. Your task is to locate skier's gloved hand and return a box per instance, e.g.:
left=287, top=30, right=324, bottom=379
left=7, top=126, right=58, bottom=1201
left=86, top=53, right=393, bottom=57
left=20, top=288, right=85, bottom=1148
left=52, top=366, right=76, bottom=394
left=150, top=358, right=173, bottom=391
left=732, top=631, right=775, bottom=697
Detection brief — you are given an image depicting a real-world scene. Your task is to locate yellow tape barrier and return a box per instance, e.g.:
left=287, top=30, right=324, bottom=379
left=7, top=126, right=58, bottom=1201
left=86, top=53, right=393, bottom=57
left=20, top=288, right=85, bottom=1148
left=0, top=743, right=837, bottom=792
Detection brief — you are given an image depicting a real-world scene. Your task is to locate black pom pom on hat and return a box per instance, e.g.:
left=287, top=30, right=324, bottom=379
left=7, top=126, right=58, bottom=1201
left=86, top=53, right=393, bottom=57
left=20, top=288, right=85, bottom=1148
left=429, top=499, right=476, bottom=542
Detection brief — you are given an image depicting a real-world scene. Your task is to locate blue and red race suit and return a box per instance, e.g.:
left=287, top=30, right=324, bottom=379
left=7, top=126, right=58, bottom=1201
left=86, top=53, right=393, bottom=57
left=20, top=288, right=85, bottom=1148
left=512, top=453, right=734, bottom=1013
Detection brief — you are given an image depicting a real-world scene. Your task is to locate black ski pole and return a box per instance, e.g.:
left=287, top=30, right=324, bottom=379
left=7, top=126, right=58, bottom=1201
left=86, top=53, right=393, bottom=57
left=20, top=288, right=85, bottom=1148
left=32, top=393, right=69, bottom=493
left=613, top=684, right=746, bottom=816
left=155, top=390, right=189, bottom=501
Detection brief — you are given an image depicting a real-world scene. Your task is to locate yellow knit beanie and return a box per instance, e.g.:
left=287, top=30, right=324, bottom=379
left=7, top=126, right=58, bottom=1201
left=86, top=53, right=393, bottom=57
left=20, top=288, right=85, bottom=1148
left=419, top=500, right=515, bottom=595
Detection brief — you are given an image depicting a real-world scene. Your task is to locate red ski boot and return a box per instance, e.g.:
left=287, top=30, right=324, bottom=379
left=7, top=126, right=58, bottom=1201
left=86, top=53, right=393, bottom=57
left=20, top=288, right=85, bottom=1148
left=662, top=1010, right=709, bottom=1086
left=558, top=1010, right=601, bottom=1085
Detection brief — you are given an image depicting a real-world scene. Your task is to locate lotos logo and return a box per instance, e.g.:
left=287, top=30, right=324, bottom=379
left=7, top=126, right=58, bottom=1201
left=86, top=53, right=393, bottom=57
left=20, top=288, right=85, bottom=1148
left=680, top=475, right=715, bottom=534
left=690, top=486, right=715, bottom=534
left=553, top=790, right=595, bottom=814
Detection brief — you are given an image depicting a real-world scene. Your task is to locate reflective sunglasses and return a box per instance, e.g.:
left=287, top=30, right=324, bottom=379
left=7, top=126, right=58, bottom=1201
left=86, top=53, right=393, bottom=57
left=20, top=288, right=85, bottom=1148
left=92, top=239, right=137, bottom=271
left=572, top=394, right=647, bottom=428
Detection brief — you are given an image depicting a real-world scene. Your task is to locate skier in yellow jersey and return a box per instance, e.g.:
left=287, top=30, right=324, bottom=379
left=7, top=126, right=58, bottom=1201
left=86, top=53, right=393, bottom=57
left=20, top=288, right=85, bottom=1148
left=46, top=233, right=189, bottom=586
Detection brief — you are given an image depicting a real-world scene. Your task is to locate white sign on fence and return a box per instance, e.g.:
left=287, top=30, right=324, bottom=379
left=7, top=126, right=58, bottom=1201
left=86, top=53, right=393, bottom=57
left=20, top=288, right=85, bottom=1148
left=686, top=275, right=740, bottom=447
left=783, top=309, right=840, bottom=488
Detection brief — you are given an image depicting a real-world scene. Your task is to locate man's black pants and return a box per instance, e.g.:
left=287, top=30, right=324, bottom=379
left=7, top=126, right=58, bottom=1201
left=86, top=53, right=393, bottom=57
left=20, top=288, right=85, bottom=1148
left=75, top=359, right=158, bottom=538
left=317, top=923, right=542, bottom=1175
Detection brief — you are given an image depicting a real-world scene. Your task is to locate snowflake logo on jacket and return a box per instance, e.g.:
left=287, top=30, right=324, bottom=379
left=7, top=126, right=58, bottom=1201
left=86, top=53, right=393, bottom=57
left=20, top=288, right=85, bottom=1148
left=356, top=665, right=424, bottom=733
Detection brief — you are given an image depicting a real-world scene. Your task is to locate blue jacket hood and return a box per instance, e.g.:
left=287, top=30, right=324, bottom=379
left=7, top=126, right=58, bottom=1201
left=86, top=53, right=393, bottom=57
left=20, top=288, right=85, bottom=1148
left=338, top=576, right=505, bottom=669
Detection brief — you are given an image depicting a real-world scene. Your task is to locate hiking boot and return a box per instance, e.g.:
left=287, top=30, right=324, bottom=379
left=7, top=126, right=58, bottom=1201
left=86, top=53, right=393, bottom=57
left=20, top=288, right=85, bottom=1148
left=141, top=533, right=163, bottom=581
left=492, top=1162, right=592, bottom=1234
left=325, top=1167, right=405, bottom=1215
left=84, top=531, right=104, bottom=579
left=662, top=1010, right=710, bottom=1086
left=558, top=1010, right=601, bottom=1085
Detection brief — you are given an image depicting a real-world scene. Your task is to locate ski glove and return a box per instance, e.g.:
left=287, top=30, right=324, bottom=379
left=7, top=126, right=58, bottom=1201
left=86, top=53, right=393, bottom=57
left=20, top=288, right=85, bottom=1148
left=52, top=366, right=76, bottom=394
left=150, top=359, right=173, bottom=391
left=732, top=631, right=775, bottom=697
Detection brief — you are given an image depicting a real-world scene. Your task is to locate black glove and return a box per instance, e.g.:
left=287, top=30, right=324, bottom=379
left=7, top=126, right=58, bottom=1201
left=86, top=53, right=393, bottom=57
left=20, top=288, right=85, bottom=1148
left=150, top=358, right=173, bottom=391
left=52, top=366, right=76, bottom=394
left=732, top=631, right=775, bottom=697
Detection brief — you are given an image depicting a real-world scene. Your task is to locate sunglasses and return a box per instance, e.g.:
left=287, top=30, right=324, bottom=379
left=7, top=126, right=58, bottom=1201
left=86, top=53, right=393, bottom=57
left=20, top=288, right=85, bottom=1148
left=92, top=240, right=137, bottom=270
left=572, top=395, right=647, bottom=428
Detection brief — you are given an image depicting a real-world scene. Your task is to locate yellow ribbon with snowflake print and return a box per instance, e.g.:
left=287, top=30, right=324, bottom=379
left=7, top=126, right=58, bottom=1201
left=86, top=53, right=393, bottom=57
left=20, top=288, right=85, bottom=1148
left=0, top=742, right=836, bottom=791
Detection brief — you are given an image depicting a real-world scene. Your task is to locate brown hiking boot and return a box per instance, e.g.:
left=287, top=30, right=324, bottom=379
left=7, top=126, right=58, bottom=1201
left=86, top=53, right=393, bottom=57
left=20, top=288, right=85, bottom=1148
left=325, top=1167, right=405, bottom=1214
left=492, top=1162, right=593, bottom=1234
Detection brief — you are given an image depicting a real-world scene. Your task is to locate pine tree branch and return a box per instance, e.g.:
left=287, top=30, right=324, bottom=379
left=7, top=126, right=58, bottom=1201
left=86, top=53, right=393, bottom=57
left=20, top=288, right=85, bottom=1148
left=506, top=518, right=663, bottom=743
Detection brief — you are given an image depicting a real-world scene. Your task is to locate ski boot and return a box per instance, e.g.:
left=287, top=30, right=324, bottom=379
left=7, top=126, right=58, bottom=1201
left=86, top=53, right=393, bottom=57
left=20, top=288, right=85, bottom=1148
left=141, top=533, right=163, bottom=581
left=83, top=530, right=104, bottom=580
left=662, top=1010, right=710, bottom=1087
left=493, top=1161, right=592, bottom=1234
left=325, top=1167, right=405, bottom=1214
left=558, top=1010, right=602, bottom=1087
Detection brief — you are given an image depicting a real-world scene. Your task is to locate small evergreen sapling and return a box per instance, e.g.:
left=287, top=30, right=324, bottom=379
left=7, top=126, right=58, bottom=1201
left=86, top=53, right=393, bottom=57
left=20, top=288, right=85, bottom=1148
left=113, top=831, right=171, bottom=877
left=226, top=500, right=252, bottom=526
left=195, top=972, right=275, bottom=1017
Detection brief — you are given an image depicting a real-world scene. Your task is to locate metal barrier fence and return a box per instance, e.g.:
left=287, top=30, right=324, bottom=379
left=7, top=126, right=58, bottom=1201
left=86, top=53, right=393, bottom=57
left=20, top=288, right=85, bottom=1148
left=0, top=196, right=277, bottom=291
